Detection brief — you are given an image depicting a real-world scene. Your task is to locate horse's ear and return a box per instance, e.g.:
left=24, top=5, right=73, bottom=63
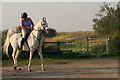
left=42, top=17, right=46, bottom=21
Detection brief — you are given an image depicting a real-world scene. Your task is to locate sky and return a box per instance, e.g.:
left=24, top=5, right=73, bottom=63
left=1, top=1, right=118, bottom=32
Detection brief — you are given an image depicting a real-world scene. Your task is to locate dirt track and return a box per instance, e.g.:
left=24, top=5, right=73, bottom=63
left=2, top=58, right=119, bottom=78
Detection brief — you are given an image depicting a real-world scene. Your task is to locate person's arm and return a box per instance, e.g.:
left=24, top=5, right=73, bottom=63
left=29, top=18, right=34, bottom=29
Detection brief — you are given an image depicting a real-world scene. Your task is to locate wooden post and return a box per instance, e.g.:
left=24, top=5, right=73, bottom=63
left=80, top=41, right=83, bottom=53
left=57, top=41, right=60, bottom=54
left=86, top=38, right=90, bottom=56
left=75, top=39, right=77, bottom=51
left=42, top=42, right=45, bottom=53
left=66, top=40, right=68, bottom=53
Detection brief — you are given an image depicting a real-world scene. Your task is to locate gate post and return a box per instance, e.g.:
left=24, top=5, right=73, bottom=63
left=89, top=37, right=92, bottom=54
left=57, top=41, right=60, bottom=54
left=106, top=37, right=111, bottom=54
left=86, top=38, right=90, bottom=57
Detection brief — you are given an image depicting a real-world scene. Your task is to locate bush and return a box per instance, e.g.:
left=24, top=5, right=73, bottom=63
left=92, top=43, right=106, bottom=53
left=47, top=28, right=57, bottom=37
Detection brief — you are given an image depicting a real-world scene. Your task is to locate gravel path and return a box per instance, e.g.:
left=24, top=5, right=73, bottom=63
left=2, top=58, right=119, bottom=78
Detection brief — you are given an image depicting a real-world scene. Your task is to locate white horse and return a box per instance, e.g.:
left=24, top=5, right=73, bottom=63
left=3, top=17, right=49, bottom=71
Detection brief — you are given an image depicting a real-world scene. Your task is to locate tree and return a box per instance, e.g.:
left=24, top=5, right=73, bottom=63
left=46, top=28, right=57, bottom=37
left=16, top=26, right=22, bottom=33
left=93, top=2, right=120, bottom=54
left=93, top=2, right=119, bottom=37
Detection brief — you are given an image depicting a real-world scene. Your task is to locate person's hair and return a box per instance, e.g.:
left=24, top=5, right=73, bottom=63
left=21, top=12, right=28, bottom=18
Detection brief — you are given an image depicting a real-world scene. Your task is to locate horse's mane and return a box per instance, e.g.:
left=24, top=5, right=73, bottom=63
left=34, top=17, right=47, bottom=30
left=34, top=21, right=44, bottom=30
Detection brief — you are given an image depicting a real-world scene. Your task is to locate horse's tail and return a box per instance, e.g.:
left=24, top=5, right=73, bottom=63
left=3, top=29, right=15, bottom=58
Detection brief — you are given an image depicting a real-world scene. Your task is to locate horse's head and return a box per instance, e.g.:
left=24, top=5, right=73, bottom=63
left=34, top=17, right=49, bottom=33
left=41, top=17, right=49, bottom=33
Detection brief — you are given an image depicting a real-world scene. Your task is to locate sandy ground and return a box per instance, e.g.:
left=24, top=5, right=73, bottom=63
left=2, top=58, right=120, bottom=78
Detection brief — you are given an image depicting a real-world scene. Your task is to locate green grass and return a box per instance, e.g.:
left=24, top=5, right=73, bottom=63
left=2, top=51, right=119, bottom=67
left=2, top=57, right=80, bottom=67
left=2, top=52, right=88, bottom=67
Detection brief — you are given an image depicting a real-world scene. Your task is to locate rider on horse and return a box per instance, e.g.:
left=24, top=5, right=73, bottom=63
left=20, top=12, right=34, bottom=49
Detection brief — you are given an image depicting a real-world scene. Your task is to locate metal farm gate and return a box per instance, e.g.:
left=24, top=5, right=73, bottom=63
left=66, top=37, right=119, bottom=56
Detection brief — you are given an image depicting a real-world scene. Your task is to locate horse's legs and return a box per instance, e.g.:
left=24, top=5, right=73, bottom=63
left=14, top=50, right=21, bottom=70
left=28, top=51, right=33, bottom=71
left=37, top=47, right=45, bottom=71
left=12, top=49, right=17, bottom=70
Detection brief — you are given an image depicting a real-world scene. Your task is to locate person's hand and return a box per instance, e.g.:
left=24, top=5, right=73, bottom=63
left=30, top=27, right=34, bottom=30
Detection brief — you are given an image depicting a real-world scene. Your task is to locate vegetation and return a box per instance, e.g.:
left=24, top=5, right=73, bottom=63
left=45, top=31, right=95, bottom=42
left=93, top=3, right=119, bottom=37
left=92, top=2, right=120, bottom=54
left=46, top=28, right=57, bottom=37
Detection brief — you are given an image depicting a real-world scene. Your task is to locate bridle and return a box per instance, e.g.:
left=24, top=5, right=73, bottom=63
left=31, top=22, right=47, bottom=40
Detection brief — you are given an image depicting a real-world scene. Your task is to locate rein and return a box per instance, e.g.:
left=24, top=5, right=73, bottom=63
left=31, top=21, right=46, bottom=40
left=34, top=29, right=42, bottom=32
left=31, top=29, right=44, bottom=40
left=31, top=29, right=45, bottom=50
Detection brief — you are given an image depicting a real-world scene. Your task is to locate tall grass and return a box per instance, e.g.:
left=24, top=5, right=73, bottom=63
left=45, top=31, right=95, bottom=42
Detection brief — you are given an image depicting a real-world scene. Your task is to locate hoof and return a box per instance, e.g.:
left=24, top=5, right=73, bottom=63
left=14, top=66, right=17, bottom=70
left=42, top=68, right=46, bottom=71
left=28, top=69, right=32, bottom=72
left=17, top=67, right=21, bottom=70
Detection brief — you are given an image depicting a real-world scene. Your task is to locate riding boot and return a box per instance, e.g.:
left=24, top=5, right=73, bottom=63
left=20, top=38, right=25, bottom=49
